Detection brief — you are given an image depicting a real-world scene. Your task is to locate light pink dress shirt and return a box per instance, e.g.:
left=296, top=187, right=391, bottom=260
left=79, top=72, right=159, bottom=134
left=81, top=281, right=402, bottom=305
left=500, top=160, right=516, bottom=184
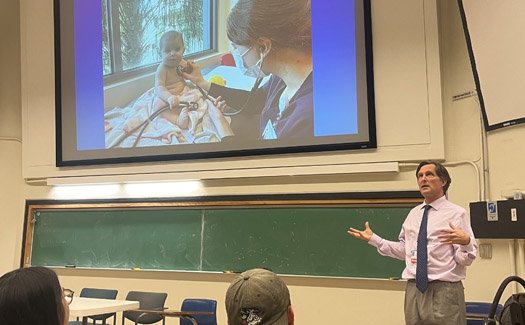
left=368, top=195, right=477, bottom=282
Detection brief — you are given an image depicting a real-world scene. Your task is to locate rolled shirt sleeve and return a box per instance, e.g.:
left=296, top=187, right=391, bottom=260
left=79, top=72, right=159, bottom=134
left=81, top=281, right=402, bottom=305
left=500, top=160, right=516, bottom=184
left=454, top=213, right=478, bottom=266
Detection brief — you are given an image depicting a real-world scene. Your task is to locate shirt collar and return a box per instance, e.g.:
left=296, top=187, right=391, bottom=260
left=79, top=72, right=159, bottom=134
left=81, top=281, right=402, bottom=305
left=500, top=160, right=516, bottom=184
left=422, top=195, right=447, bottom=211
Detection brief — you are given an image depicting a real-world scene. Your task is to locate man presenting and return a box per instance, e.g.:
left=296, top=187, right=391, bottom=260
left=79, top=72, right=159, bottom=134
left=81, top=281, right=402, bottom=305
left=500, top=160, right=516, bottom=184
left=348, top=160, right=477, bottom=325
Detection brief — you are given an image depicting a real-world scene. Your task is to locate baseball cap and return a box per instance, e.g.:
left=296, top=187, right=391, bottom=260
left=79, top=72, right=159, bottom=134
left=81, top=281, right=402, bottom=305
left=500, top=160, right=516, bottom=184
left=225, top=268, right=291, bottom=325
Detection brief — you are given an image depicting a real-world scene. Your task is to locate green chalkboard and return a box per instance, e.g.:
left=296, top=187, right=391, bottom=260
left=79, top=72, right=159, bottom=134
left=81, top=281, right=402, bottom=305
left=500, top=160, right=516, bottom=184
left=30, top=209, right=203, bottom=270
left=26, top=198, right=417, bottom=278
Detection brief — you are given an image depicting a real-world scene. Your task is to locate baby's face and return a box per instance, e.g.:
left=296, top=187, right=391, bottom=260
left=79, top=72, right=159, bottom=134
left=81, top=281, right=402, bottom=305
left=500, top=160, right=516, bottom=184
left=161, top=36, right=184, bottom=68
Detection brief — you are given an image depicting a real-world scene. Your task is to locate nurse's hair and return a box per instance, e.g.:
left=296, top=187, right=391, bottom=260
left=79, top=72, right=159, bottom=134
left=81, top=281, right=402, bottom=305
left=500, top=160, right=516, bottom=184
left=227, top=0, right=312, bottom=51
left=416, top=160, right=452, bottom=194
left=0, top=266, right=66, bottom=325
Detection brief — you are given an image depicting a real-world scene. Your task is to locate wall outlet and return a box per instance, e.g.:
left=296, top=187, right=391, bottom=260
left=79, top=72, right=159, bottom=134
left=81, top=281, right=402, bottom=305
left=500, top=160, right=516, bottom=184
left=511, top=208, right=518, bottom=221
left=479, top=243, right=492, bottom=259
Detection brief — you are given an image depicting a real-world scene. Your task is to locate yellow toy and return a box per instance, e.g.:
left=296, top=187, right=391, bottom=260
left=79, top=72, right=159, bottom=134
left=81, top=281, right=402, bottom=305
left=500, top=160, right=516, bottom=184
left=209, top=75, right=226, bottom=86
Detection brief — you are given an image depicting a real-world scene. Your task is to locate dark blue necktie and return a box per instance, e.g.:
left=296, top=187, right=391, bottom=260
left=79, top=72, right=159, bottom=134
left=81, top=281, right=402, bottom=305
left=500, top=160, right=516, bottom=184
left=416, top=205, right=432, bottom=293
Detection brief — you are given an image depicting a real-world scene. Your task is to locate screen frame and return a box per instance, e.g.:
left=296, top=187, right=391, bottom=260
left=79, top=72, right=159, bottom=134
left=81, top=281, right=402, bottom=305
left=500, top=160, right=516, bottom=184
left=55, top=0, right=377, bottom=167
left=458, top=0, right=525, bottom=131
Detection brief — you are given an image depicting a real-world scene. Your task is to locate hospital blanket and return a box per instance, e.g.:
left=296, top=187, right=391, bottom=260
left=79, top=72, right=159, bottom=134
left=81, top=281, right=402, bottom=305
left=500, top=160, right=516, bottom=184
left=104, top=85, right=228, bottom=148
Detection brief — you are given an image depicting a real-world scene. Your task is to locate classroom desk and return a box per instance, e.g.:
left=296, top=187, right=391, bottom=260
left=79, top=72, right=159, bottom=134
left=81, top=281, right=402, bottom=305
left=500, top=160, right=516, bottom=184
left=69, top=297, right=140, bottom=325
left=134, top=308, right=215, bottom=325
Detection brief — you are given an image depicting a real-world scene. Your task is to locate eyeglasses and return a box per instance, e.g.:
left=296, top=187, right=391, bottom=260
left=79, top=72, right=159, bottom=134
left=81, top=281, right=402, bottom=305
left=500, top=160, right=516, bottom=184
left=63, top=288, right=74, bottom=305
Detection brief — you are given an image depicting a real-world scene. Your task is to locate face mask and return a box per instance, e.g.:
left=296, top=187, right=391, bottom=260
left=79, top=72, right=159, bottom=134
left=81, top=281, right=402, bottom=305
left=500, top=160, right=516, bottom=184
left=231, top=46, right=268, bottom=78
left=231, top=47, right=249, bottom=72
left=244, top=52, right=268, bottom=78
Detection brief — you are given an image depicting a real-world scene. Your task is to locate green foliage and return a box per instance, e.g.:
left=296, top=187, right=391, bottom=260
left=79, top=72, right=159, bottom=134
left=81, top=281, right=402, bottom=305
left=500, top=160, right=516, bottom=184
left=102, top=0, right=111, bottom=74
left=104, top=0, right=206, bottom=74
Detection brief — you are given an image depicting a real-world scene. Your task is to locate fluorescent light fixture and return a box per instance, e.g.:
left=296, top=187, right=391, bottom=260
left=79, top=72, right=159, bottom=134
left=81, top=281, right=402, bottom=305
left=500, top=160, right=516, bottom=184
left=123, top=180, right=202, bottom=197
left=52, top=184, right=121, bottom=199
left=50, top=181, right=203, bottom=198
left=45, top=162, right=399, bottom=186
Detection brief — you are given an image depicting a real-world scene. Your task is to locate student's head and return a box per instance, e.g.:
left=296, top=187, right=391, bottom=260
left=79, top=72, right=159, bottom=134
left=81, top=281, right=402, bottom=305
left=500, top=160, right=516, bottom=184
left=227, top=0, right=311, bottom=71
left=159, top=30, right=184, bottom=68
left=225, top=268, right=294, bottom=325
left=0, top=266, right=70, bottom=325
left=416, top=160, right=452, bottom=201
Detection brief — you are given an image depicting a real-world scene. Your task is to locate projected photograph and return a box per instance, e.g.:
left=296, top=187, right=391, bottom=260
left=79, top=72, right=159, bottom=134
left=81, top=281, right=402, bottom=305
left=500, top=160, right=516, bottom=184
left=55, top=0, right=375, bottom=165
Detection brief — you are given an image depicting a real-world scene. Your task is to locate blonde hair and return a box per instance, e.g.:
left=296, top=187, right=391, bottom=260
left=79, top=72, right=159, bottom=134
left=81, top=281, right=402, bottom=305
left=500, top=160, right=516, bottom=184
left=159, top=30, right=183, bottom=50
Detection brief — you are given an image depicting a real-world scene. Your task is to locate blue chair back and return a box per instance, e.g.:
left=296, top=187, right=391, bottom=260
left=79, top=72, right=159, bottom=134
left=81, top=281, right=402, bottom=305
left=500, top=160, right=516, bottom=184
left=180, top=299, right=217, bottom=325
left=466, top=301, right=503, bottom=325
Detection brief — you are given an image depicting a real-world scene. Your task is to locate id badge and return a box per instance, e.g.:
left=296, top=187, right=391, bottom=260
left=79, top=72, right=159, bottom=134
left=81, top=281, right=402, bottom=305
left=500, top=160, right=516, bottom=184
left=410, top=249, right=417, bottom=264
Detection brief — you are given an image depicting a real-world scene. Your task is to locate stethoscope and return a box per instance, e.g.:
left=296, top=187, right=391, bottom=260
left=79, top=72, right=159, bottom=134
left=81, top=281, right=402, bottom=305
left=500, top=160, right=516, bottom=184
left=107, top=100, right=200, bottom=148
left=220, top=77, right=264, bottom=116
left=131, top=100, right=200, bottom=147
left=108, top=66, right=203, bottom=148
left=108, top=64, right=264, bottom=148
left=185, top=65, right=264, bottom=117
left=189, top=46, right=267, bottom=117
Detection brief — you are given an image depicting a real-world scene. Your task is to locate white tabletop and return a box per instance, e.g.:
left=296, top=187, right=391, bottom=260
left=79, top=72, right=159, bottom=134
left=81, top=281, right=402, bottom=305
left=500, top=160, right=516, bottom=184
left=69, top=297, right=140, bottom=319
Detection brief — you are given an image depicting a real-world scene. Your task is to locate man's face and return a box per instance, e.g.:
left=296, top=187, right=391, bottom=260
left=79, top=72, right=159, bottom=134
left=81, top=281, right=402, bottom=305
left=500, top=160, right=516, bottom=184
left=417, top=164, right=446, bottom=202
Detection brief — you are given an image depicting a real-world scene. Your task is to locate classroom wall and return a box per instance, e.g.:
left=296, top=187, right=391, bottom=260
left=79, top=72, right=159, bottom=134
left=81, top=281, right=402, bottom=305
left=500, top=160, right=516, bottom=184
left=439, top=0, right=525, bottom=300
left=2, top=0, right=525, bottom=324
left=0, top=0, right=23, bottom=276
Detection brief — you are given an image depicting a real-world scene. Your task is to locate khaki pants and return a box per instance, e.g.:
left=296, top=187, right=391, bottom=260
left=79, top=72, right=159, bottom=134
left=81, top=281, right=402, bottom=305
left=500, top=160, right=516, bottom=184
left=404, top=280, right=466, bottom=325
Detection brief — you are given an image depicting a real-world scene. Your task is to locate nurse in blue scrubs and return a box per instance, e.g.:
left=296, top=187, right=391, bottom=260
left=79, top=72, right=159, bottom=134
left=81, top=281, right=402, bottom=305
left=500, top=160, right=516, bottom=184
left=184, top=0, right=313, bottom=141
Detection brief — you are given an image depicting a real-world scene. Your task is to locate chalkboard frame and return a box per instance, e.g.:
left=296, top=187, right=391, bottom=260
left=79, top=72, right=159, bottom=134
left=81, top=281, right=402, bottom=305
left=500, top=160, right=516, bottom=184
left=22, top=192, right=422, bottom=275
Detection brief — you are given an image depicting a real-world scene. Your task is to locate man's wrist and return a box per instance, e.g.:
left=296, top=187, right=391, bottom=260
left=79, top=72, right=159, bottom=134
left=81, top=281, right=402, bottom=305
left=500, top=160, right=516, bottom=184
left=460, top=236, right=472, bottom=248
left=368, top=233, right=381, bottom=246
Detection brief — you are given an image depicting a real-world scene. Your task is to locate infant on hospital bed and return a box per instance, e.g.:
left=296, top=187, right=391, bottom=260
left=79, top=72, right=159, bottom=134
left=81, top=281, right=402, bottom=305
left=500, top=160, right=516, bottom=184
left=104, top=30, right=231, bottom=148
left=154, top=30, right=190, bottom=129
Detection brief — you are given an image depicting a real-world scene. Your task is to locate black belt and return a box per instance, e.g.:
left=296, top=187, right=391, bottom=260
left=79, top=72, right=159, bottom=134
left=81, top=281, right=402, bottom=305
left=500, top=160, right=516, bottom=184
left=408, top=279, right=461, bottom=284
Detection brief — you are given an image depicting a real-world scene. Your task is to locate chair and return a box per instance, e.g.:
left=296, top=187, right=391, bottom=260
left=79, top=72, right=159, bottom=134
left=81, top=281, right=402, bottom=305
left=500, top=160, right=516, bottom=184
left=69, top=288, right=118, bottom=325
left=122, top=291, right=167, bottom=325
left=466, top=301, right=503, bottom=325
left=180, top=299, right=217, bottom=325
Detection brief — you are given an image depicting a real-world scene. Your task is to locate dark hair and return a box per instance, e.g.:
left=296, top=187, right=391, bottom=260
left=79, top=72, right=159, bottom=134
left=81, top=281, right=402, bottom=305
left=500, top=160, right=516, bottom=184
left=227, top=0, right=312, bottom=50
left=0, top=266, right=65, bottom=325
left=416, top=160, right=452, bottom=194
left=159, top=30, right=183, bottom=49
